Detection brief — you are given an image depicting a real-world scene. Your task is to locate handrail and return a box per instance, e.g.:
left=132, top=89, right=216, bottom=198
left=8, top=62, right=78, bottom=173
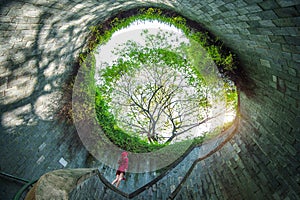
left=129, top=142, right=196, bottom=198
left=5, top=122, right=233, bottom=200
left=0, top=171, right=29, bottom=183
left=96, top=172, right=130, bottom=198
left=84, top=143, right=196, bottom=199
left=6, top=118, right=237, bottom=200
left=0, top=171, right=38, bottom=200
left=83, top=119, right=238, bottom=199
left=13, top=179, right=38, bottom=200
left=168, top=118, right=239, bottom=199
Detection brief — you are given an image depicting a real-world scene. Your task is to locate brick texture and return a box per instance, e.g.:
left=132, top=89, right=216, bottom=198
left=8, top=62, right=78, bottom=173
left=0, top=0, right=299, bottom=199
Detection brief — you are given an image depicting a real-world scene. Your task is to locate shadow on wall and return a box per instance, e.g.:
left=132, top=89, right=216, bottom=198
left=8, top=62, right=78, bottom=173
left=0, top=0, right=122, bottom=185
left=0, top=2, right=171, bottom=198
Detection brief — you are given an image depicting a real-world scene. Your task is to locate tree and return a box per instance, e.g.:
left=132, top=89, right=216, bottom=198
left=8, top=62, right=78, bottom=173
left=109, top=62, right=213, bottom=144
left=97, top=28, right=230, bottom=144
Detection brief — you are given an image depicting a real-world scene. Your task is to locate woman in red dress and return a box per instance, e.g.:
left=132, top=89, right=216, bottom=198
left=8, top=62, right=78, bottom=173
left=111, top=151, right=128, bottom=188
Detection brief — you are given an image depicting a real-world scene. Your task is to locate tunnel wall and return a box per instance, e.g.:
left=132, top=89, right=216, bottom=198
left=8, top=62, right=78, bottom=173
left=0, top=0, right=299, bottom=199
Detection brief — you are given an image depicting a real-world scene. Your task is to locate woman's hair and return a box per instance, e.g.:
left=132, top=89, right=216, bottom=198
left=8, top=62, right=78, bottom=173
left=121, top=151, right=128, bottom=157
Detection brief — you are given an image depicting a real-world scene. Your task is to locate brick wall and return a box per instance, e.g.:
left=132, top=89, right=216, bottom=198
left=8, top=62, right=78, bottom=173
left=0, top=0, right=299, bottom=199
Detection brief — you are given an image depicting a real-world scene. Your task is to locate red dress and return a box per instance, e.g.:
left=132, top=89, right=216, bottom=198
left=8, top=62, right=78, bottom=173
left=116, top=157, right=128, bottom=174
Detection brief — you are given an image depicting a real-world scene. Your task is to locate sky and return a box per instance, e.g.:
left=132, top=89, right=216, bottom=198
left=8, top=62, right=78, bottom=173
left=94, top=20, right=236, bottom=141
left=95, top=20, right=187, bottom=66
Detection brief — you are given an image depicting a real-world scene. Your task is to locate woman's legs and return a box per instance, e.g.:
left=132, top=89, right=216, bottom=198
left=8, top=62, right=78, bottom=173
left=115, top=172, right=124, bottom=188
left=112, top=174, right=119, bottom=185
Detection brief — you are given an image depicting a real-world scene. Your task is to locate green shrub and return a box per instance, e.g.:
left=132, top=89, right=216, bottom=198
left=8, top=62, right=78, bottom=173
left=79, top=7, right=239, bottom=152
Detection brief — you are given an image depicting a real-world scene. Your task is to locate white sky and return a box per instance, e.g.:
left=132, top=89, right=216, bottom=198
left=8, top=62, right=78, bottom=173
left=95, top=20, right=188, bottom=66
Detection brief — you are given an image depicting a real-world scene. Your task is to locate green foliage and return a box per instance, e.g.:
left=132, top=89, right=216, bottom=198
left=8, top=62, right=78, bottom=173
left=85, top=7, right=238, bottom=74
left=97, top=29, right=212, bottom=145
left=192, top=135, right=205, bottom=145
left=101, top=60, right=135, bottom=83
left=83, top=7, right=239, bottom=152
left=224, top=80, right=238, bottom=110
left=100, top=47, right=205, bottom=88
left=95, top=88, right=166, bottom=153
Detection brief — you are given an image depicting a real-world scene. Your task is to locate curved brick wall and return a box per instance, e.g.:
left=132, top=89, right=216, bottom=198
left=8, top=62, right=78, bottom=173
left=0, top=0, right=299, bottom=199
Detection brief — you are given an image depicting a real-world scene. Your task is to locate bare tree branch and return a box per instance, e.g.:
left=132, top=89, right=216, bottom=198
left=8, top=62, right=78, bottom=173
left=97, top=30, right=231, bottom=144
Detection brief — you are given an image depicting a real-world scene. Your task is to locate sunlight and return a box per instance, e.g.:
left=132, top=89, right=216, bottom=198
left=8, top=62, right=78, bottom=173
left=224, top=111, right=235, bottom=123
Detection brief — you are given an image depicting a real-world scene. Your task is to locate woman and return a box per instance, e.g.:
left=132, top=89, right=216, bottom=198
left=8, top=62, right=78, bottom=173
left=111, top=151, right=128, bottom=188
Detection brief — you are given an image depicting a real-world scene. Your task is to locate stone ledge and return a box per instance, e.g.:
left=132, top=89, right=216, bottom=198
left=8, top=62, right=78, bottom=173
left=26, top=168, right=97, bottom=200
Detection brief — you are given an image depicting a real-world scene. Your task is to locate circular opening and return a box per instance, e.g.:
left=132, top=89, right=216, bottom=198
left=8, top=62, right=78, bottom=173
left=72, top=7, right=238, bottom=172
left=94, top=8, right=238, bottom=151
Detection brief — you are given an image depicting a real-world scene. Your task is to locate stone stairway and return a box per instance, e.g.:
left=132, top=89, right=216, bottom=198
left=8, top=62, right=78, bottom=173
left=0, top=172, right=30, bottom=200
left=68, top=124, right=236, bottom=199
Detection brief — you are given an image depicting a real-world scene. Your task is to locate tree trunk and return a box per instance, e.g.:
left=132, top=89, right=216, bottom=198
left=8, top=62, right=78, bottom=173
left=165, top=134, right=176, bottom=144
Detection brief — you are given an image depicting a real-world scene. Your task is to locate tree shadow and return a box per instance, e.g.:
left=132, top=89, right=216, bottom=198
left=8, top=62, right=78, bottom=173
left=0, top=2, right=119, bottom=198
